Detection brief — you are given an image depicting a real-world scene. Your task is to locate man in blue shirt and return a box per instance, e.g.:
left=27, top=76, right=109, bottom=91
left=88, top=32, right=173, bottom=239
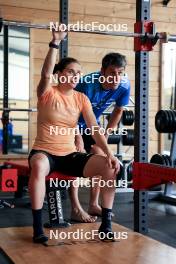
left=69, top=53, right=130, bottom=222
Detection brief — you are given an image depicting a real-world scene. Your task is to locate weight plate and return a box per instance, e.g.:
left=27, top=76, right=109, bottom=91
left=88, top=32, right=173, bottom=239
left=167, top=110, right=174, bottom=133
left=150, top=154, right=165, bottom=165
left=162, top=154, right=169, bottom=166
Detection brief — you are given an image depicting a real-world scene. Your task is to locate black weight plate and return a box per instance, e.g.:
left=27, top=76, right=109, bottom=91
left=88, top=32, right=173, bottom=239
left=127, top=163, right=133, bottom=181
left=155, top=110, right=168, bottom=133
left=170, top=110, right=176, bottom=132
left=167, top=110, right=174, bottom=133
left=125, top=111, right=130, bottom=125
left=122, top=135, right=127, bottom=145
left=128, top=111, right=134, bottom=126
left=131, top=111, right=134, bottom=125
left=166, top=155, right=172, bottom=167
left=127, top=111, right=131, bottom=125
left=129, top=111, right=133, bottom=126
left=150, top=154, right=165, bottom=165
left=164, top=110, right=171, bottom=133
left=122, top=110, right=134, bottom=126
left=162, top=154, right=169, bottom=166
left=122, top=129, right=134, bottom=145
left=122, top=110, right=128, bottom=125
left=172, top=110, right=176, bottom=130
left=108, top=134, right=121, bottom=144
left=129, top=129, right=134, bottom=144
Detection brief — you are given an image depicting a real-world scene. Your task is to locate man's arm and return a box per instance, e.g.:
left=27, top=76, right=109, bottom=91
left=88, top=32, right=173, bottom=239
left=105, top=106, right=123, bottom=137
left=105, top=83, right=131, bottom=137
left=37, top=26, right=67, bottom=98
left=82, top=106, right=120, bottom=170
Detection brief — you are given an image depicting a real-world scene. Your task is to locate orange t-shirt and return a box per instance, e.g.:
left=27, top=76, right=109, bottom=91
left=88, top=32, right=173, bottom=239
left=32, top=86, right=92, bottom=156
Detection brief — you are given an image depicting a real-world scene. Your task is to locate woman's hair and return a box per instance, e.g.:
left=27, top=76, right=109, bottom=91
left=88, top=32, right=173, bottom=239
left=53, top=57, right=80, bottom=74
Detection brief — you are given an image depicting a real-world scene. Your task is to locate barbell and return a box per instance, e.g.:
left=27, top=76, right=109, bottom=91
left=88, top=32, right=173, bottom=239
left=1, top=18, right=176, bottom=42
left=0, top=108, right=37, bottom=112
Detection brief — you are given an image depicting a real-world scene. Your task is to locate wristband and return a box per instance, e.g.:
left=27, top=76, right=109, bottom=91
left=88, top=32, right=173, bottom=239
left=49, top=41, right=59, bottom=49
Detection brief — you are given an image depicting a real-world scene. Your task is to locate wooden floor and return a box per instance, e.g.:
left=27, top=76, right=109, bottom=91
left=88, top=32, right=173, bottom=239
left=0, top=223, right=176, bottom=264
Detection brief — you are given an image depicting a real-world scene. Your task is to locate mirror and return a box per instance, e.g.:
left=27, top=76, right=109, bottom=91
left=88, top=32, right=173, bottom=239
left=161, top=42, right=176, bottom=153
left=0, top=26, right=29, bottom=154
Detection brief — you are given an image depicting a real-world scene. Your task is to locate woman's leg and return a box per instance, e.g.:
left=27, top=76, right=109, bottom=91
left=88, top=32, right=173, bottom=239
left=28, top=153, right=50, bottom=243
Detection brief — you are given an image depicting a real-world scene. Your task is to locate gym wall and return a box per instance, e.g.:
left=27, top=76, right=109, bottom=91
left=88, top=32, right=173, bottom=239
left=0, top=0, right=176, bottom=157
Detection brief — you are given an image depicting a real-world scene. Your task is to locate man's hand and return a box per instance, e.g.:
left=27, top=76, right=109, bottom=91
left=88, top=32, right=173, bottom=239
left=75, top=134, right=86, bottom=153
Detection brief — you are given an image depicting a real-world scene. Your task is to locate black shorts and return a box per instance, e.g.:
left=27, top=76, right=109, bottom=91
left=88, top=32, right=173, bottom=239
left=82, top=133, right=95, bottom=153
left=28, top=149, right=94, bottom=177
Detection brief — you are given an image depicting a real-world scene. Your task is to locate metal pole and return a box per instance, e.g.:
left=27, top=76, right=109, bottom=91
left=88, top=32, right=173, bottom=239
left=2, top=25, right=9, bottom=154
left=134, top=0, right=150, bottom=234
left=59, top=0, right=68, bottom=58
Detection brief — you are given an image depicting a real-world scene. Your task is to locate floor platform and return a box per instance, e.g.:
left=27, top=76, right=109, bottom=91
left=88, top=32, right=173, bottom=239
left=0, top=223, right=176, bottom=264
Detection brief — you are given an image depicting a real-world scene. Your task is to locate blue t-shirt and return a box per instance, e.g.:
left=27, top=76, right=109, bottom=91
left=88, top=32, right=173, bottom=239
left=75, top=71, right=130, bottom=129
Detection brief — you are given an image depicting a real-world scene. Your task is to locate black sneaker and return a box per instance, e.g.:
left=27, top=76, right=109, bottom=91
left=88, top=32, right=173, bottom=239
left=98, top=227, right=115, bottom=242
left=33, top=234, right=48, bottom=244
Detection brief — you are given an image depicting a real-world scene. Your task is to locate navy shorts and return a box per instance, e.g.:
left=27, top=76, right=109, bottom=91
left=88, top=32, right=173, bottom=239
left=28, top=149, right=94, bottom=177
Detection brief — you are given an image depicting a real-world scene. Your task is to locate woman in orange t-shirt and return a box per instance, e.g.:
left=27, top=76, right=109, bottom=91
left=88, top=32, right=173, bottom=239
left=28, top=26, right=120, bottom=243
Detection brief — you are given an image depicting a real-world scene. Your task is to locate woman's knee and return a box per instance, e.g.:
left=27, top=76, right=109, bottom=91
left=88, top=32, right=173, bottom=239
left=84, top=155, right=117, bottom=179
left=30, top=154, right=50, bottom=177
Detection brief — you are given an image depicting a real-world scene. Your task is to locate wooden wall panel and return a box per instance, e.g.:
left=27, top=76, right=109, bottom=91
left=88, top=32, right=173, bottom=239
left=0, top=5, right=59, bottom=24
left=0, top=0, right=59, bottom=11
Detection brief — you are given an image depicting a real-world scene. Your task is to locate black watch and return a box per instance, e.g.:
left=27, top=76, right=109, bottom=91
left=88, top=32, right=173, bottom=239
left=49, top=41, right=59, bottom=49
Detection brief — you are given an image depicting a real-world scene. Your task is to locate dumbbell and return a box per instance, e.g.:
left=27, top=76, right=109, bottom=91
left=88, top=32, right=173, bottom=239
left=122, top=129, right=134, bottom=145
left=108, top=134, right=121, bottom=144
left=122, top=110, right=134, bottom=126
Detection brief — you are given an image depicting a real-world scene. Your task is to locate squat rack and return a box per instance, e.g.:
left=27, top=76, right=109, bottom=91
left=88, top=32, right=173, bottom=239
left=1, top=0, right=176, bottom=234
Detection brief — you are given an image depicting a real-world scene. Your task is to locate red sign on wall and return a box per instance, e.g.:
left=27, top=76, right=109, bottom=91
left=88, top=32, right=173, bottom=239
left=0, top=169, right=18, bottom=192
